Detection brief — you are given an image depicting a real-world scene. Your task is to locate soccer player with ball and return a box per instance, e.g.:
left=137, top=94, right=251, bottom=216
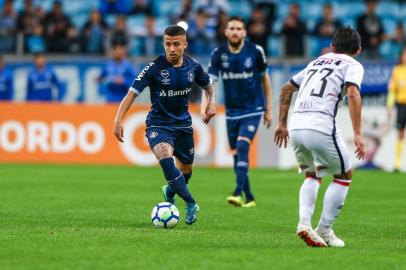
left=275, top=27, right=365, bottom=247
left=114, top=25, right=216, bottom=225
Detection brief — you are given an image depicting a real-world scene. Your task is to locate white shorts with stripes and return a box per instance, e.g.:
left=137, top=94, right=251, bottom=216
left=290, top=129, right=351, bottom=178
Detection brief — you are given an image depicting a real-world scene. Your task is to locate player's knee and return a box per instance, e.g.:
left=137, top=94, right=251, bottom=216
left=305, top=171, right=317, bottom=178
left=236, top=139, right=250, bottom=153
left=183, top=172, right=192, bottom=184
left=335, top=169, right=352, bottom=180
left=152, top=143, right=173, bottom=161
left=398, top=129, right=405, bottom=138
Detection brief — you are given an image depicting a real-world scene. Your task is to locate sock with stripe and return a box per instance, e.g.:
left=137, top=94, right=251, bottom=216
left=159, top=158, right=195, bottom=204
left=166, top=172, right=192, bottom=198
left=318, top=178, right=351, bottom=233
left=299, top=177, right=322, bottom=227
left=395, top=139, right=404, bottom=170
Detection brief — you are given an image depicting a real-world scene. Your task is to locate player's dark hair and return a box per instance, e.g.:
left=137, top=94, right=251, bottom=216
left=228, top=16, right=245, bottom=27
left=164, top=25, right=186, bottom=36
left=332, top=27, right=361, bottom=55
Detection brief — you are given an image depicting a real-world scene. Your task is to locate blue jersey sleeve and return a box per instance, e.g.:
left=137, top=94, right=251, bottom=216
left=255, top=45, right=268, bottom=74
left=51, top=70, right=63, bottom=95
left=208, top=48, right=220, bottom=81
left=195, top=63, right=212, bottom=89
left=129, top=62, right=155, bottom=95
left=26, top=72, right=34, bottom=101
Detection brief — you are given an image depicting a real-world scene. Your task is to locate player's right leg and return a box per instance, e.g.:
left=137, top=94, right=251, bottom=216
left=395, top=104, right=406, bottom=171
left=291, top=130, right=327, bottom=247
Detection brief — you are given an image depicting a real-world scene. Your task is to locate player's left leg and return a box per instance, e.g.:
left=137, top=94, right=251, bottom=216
left=173, top=127, right=199, bottom=225
left=315, top=132, right=353, bottom=247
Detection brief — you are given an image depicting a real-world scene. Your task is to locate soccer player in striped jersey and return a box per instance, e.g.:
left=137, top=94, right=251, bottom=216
left=205, top=16, right=273, bottom=208
left=387, top=47, right=406, bottom=172
left=275, top=27, right=365, bottom=247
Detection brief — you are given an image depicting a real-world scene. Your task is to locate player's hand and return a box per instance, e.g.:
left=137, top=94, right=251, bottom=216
left=114, top=121, right=124, bottom=143
left=263, top=110, right=272, bottom=129
left=202, top=102, right=216, bottom=124
left=354, top=134, right=365, bottom=160
left=274, top=125, right=289, bottom=148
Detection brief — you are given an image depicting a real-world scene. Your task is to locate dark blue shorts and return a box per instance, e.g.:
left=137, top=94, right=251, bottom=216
left=226, top=115, right=262, bottom=149
left=146, top=126, right=194, bottom=164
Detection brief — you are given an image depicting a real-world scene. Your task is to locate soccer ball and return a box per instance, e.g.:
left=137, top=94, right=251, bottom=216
left=151, top=202, right=180, bottom=228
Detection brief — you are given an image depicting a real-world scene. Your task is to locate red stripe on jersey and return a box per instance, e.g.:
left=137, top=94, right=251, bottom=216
left=334, top=179, right=351, bottom=186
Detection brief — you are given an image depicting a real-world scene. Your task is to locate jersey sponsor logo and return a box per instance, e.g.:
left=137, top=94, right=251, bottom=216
left=187, top=70, right=194, bottom=82
left=221, top=71, right=254, bottom=80
left=159, top=88, right=192, bottom=97
left=160, top=69, right=170, bottom=84
left=244, top=57, right=253, bottom=68
left=135, top=62, right=154, bottom=81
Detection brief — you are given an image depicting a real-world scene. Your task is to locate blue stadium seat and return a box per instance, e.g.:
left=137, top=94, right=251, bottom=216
left=376, top=2, right=400, bottom=19
left=227, top=0, right=252, bottom=20
left=268, top=36, right=282, bottom=58
left=382, top=17, right=398, bottom=35
left=333, top=2, right=364, bottom=19
left=152, top=0, right=180, bottom=17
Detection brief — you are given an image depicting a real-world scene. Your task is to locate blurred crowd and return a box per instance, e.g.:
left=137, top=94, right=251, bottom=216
left=0, top=0, right=405, bottom=59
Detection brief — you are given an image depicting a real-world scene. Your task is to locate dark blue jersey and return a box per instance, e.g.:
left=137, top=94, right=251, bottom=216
left=0, top=68, right=13, bottom=100
left=130, top=54, right=211, bottom=127
left=208, top=40, right=267, bottom=119
left=26, top=66, right=62, bottom=101
left=100, top=59, right=136, bottom=102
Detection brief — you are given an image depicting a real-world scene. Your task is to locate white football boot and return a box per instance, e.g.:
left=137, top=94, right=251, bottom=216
left=316, top=228, right=345, bottom=247
left=296, top=224, right=327, bottom=247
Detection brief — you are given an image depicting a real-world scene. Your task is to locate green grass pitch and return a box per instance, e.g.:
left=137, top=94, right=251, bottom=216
left=0, top=164, right=405, bottom=270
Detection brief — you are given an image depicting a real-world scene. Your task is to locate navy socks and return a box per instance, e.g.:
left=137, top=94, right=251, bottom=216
left=159, top=158, right=195, bottom=204
left=233, top=140, right=254, bottom=200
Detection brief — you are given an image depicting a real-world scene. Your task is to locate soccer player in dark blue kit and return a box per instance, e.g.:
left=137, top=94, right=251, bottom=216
left=26, top=53, right=63, bottom=102
left=99, top=44, right=136, bottom=102
left=204, top=16, right=273, bottom=208
left=114, top=25, right=216, bottom=225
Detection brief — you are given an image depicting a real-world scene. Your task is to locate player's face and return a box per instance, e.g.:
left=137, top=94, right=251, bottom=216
left=35, top=55, right=46, bottom=69
left=112, top=45, right=125, bottom=60
left=163, top=35, right=187, bottom=63
left=225, top=20, right=246, bottom=47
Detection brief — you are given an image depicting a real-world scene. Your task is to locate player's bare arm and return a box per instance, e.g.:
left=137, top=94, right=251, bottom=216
left=274, top=81, right=298, bottom=148
left=347, top=84, right=365, bottom=160
left=113, top=91, right=137, bottom=142
left=201, top=85, right=216, bottom=124
left=262, top=72, right=273, bottom=128
left=152, top=142, right=174, bottom=161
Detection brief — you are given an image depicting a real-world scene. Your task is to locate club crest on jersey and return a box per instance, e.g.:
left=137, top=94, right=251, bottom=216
left=187, top=70, right=194, bottom=82
left=149, top=131, right=158, bottom=139
left=160, top=69, right=170, bottom=85
left=244, top=57, right=253, bottom=68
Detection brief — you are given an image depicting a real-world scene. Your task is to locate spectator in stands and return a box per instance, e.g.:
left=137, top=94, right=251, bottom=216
left=143, top=15, right=161, bottom=56
left=17, top=0, right=43, bottom=38
left=26, top=53, right=63, bottom=102
left=99, top=44, right=136, bottom=102
left=81, top=10, right=109, bottom=54
left=314, top=4, right=342, bottom=55
left=0, top=0, right=16, bottom=53
left=187, top=8, right=215, bottom=55
left=0, top=55, right=13, bottom=100
left=280, top=3, right=307, bottom=57
left=247, top=6, right=270, bottom=55
left=26, top=23, right=46, bottom=53
left=173, top=0, right=193, bottom=22
left=385, top=22, right=406, bottom=60
left=253, top=0, right=277, bottom=29
left=129, top=0, right=152, bottom=16
left=356, top=0, right=385, bottom=58
left=215, top=9, right=228, bottom=45
left=99, top=0, right=128, bottom=15
left=111, top=15, right=129, bottom=47
left=43, top=0, right=74, bottom=53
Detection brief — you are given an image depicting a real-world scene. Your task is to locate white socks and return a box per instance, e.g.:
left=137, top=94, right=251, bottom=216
left=299, top=177, right=321, bottom=227
left=318, top=179, right=351, bottom=234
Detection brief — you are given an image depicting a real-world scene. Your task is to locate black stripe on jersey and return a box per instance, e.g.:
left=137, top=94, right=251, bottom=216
left=332, top=95, right=345, bottom=175
left=290, top=79, right=300, bottom=88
